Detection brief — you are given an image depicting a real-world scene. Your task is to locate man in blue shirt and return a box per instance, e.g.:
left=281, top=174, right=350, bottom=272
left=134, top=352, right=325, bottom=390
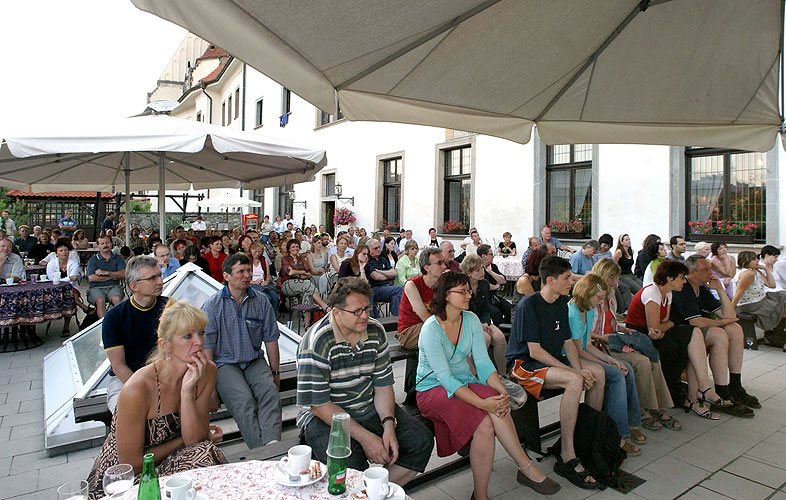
left=86, top=234, right=126, bottom=317
left=202, top=253, right=281, bottom=448
left=58, top=209, right=77, bottom=238
left=569, top=240, right=599, bottom=278
left=366, top=239, right=403, bottom=317
left=540, top=225, right=575, bottom=254
left=153, top=243, right=181, bottom=279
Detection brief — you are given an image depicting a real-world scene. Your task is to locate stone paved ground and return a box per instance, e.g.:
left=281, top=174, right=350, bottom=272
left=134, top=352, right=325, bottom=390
left=5, top=317, right=786, bottom=499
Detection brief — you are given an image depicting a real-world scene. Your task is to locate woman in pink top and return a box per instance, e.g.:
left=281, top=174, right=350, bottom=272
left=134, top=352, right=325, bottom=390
left=710, top=242, right=736, bottom=299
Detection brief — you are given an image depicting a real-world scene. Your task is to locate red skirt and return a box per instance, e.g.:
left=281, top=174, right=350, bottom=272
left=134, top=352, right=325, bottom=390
left=416, top=383, right=500, bottom=457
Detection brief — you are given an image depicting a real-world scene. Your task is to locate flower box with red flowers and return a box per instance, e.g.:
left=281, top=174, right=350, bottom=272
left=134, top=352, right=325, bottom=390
left=687, top=220, right=756, bottom=243
left=441, top=220, right=467, bottom=235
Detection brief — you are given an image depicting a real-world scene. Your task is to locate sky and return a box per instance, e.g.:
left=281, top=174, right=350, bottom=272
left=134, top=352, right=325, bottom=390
left=0, top=0, right=187, bottom=135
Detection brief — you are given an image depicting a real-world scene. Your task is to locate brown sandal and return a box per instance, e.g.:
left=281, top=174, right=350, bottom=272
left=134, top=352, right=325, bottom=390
left=630, top=427, right=647, bottom=444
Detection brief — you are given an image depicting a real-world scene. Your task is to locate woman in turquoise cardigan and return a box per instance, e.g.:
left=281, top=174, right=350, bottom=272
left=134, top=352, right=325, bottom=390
left=415, top=272, right=559, bottom=499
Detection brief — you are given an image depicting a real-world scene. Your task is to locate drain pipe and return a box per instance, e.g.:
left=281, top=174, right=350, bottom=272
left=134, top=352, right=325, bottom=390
left=242, top=62, right=247, bottom=131
left=200, top=81, right=213, bottom=123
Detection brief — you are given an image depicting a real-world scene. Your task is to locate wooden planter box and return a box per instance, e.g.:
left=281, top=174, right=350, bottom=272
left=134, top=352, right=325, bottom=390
left=551, top=231, right=587, bottom=239
left=688, top=233, right=754, bottom=244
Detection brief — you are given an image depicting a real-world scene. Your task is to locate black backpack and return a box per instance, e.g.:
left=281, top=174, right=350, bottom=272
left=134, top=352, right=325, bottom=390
left=545, top=403, right=626, bottom=489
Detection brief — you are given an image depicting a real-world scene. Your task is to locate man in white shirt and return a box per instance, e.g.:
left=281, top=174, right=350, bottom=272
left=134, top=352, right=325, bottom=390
left=282, top=213, right=297, bottom=229
left=192, top=215, right=207, bottom=231
left=773, top=256, right=786, bottom=290
left=1, top=211, right=16, bottom=238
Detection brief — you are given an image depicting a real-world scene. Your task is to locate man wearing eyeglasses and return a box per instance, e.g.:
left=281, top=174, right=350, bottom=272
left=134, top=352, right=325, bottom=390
left=297, top=277, right=434, bottom=486
left=102, top=255, right=170, bottom=413
left=439, top=241, right=461, bottom=273
left=397, top=247, right=448, bottom=349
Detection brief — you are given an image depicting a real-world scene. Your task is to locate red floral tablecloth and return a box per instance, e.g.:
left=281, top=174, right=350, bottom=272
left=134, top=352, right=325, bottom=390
left=114, top=460, right=411, bottom=500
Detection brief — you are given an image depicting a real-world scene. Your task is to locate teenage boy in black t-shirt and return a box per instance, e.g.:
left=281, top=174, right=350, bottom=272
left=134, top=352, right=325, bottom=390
left=506, top=255, right=600, bottom=489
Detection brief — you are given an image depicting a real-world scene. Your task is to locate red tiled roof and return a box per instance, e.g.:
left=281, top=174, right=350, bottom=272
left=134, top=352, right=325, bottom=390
left=7, top=190, right=114, bottom=199
left=197, top=45, right=229, bottom=61
left=200, top=56, right=231, bottom=85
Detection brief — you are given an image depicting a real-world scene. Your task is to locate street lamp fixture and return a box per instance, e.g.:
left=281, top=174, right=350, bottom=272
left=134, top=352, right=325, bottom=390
left=288, top=190, right=307, bottom=208
left=333, top=182, right=354, bottom=206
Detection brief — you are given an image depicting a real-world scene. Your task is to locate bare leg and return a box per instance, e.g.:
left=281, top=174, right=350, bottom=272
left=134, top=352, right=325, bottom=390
left=687, top=328, right=722, bottom=401
left=487, top=325, right=508, bottom=376
left=686, top=363, right=698, bottom=402
left=95, top=297, right=107, bottom=318
left=468, top=414, right=495, bottom=500
left=724, top=323, right=744, bottom=373
left=388, top=465, right=417, bottom=487
left=578, top=359, right=605, bottom=411
left=489, top=411, right=547, bottom=482
left=705, top=328, right=729, bottom=385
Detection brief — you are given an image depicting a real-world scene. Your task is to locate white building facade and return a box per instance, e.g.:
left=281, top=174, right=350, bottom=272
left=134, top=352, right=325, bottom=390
left=149, top=36, right=782, bottom=251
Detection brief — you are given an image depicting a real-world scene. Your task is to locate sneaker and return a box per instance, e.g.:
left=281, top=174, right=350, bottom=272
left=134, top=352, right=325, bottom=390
left=730, top=387, right=761, bottom=409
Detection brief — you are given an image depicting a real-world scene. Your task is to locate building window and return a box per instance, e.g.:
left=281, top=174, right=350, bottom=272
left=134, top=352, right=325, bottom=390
left=221, top=102, right=226, bottom=126
left=444, top=146, right=471, bottom=229
left=323, top=173, right=336, bottom=198
left=227, top=96, right=233, bottom=125
left=234, top=88, right=240, bottom=118
left=250, top=189, right=264, bottom=215
left=281, top=87, right=291, bottom=115
left=255, top=98, right=263, bottom=128
left=546, top=144, right=592, bottom=235
left=196, top=111, right=202, bottom=122
left=382, top=157, right=402, bottom=228
left=686, top=148, right=766, bottom=241
left=318, top=105, right=345, bottom=127
left=277, top=184, right=293, bottom=217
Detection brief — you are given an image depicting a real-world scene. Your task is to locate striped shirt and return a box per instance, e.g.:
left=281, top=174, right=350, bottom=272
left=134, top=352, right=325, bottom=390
left=296, top=313, right=394, bottom=429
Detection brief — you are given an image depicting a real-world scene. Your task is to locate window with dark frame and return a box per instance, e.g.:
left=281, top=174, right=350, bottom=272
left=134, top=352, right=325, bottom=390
left=322, top=173, right=336, bottom=198
left=443, top=146, right=471, bottom=229
left=281, top=87, right=291, bottom=115
left=196, top=111, right=202, bottom=122
left=234, top=88, right=240, bottom=118
left=546, top=144, right=592, bottom=235
left=318, top=104, right=345, bottom=127
left=221, top=102, right=226, bottom=126
left=255, top=98, right=263, bottom=127
left=382, top=157, right=402, bottom=227
left=227, top=95, right=232, bottom=125
left=250, top=189, right=264, bottom=215
left=685, top=147, right=766, bottom=241
left=277, top=184, right=293, bottom=216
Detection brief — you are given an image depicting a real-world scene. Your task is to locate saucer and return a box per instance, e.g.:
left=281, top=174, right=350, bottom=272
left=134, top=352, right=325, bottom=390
left=351, top=482, right=405, bottom=500
left=273, top=460, right=326, bottom=487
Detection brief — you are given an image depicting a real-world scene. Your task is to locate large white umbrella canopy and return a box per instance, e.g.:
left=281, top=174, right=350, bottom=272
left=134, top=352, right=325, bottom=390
left=132, top=0, right=784, bottom=151
left=0, top=113, right=327, bottom=237
left=197, top=194, right=262, bottom=209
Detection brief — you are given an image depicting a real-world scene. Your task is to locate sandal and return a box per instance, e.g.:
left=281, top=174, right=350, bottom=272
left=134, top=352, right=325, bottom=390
left=553, top=457, right=597, bottom=490
left=630, top=427, right=647, bottom=444
left=651, top=409, right=681, bottom=431
left=622, top=439, right=642, bottom=456
left=698, top=387, right=732, bottom=409
left=685, top=400, right=719, bottom=420
left=641, top=413, right=663, bottom=431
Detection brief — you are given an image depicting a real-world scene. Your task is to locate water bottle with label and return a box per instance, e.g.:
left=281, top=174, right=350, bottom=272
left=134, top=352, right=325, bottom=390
left=326, top=412, right=351, bottom=495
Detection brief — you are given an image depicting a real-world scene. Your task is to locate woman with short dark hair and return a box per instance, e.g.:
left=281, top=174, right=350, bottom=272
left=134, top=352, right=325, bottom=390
left=732, top=250, right=786, bottom=351
left=204, top=236, right=226, bottom=283
left=416, top=272, right=559, bottom=498
left=710, top=242, right=736, bottom=299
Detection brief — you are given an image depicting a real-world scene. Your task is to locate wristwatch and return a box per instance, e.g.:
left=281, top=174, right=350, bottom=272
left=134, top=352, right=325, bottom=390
left=381, top=416, right=397, bottom=428
left=271, top=370, right=280, bottom=375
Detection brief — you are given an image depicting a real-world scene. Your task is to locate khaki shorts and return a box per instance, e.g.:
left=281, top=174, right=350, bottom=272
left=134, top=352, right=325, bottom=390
left=396, top=322, right=423, bottom=350
left=87, top=285, right=124, bottom=304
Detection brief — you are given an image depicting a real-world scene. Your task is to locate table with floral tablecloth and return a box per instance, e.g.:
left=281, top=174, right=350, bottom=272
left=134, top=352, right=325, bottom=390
left=0, top=281, right=75, bottom=352
left=493, top=255, right=523, bottom=281
left=115, top=460, right=412, bottom=500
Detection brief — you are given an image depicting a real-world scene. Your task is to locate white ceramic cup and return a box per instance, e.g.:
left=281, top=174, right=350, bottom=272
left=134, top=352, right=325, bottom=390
left=52, top=274, right=60, bottom=284
left=164, top=475, right=196, bottom=500
left=5, top=278, right=12, bottom=285
left=280, top=444, right=312, bottom=476
left=363, top=466, right=394, bottom=500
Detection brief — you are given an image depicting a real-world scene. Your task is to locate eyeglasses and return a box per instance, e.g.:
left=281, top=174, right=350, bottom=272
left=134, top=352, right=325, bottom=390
left=134, top=273, right=163, bottom=283
left=336, top=306, right=372, bottom=317
left=448, top=289, right=473, bottom=296
left=429, top=260, right=447, bottom=266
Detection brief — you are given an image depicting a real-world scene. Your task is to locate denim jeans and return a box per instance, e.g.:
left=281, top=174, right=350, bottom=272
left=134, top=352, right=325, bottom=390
left=588, top=359, right=641, bottom=438
left=371, top=284, right=403, bottom=316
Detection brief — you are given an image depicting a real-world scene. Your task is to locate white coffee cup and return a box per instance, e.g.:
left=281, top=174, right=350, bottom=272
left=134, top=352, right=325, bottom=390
left=52, top=274, right=60, bottom=284
left=363, top=466, right=395, bottom=500
left=4, top=278, right=12, bottom=285
left=164, top=475, right=196, bottom=500
left=280, top=444, right=312, bottom=476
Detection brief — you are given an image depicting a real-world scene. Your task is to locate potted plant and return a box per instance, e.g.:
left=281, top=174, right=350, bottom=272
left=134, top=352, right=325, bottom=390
left=441, top=220, right=467, bottom=235
left=687, top=220, right=757, bottom=243
left=379, top=218, right=401, bottom=232
left=333, top=207, right=356, bottom=232
left=549, top=219, right=587, bottom=238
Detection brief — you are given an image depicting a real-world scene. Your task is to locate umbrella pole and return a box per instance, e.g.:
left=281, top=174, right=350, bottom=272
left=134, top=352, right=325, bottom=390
left=124, top=152, right=131, bottom=247
left=159, top=152, right=166, bottom=238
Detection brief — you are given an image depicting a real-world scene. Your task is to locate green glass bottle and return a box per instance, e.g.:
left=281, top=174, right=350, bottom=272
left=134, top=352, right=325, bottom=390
left=327, top=412, right=351, bottom=495
left=137, top=453, right=160, bottom=500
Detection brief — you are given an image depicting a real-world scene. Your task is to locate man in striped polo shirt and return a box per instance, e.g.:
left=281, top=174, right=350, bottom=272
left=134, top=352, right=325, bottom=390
left=297, top=278, right=433, bottom=486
